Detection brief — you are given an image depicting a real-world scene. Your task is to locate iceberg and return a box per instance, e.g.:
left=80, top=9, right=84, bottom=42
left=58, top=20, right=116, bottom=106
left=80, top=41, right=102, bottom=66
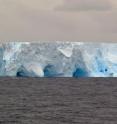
left=0, top=42, right=117, bottom=77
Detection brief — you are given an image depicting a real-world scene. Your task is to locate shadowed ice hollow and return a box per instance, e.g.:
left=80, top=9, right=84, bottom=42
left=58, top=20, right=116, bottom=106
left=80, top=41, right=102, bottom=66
left=0, top=42, right=117, bottom=77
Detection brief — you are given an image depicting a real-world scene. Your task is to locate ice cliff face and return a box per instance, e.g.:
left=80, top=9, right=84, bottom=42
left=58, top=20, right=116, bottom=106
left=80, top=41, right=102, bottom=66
left=0, top=42, right=117, bottom=77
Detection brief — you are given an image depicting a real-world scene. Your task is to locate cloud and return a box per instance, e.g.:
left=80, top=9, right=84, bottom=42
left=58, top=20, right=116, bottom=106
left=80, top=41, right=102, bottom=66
left=0, top=0, right=117, bottom=42
left=0, top=0, right=63, bottom=12
left=56, top=0, right=111, bottom=11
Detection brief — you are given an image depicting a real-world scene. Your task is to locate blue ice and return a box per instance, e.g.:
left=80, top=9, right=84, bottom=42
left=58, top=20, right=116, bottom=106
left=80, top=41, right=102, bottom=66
left=0, top=42, right=117, bottom=77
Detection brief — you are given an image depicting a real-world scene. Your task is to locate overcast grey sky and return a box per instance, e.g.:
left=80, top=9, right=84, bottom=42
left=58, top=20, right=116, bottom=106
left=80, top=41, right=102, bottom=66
left=0, top=0, right=117, bottom=42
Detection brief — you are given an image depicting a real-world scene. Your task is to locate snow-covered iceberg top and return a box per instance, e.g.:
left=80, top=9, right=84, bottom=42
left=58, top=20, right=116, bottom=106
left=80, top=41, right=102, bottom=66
left=0, top=42, right=117, bottom=77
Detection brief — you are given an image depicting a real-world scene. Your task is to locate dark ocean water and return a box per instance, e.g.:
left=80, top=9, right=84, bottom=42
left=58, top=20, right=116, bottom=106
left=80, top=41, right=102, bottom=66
left=0, top=78, right=117, bottom=124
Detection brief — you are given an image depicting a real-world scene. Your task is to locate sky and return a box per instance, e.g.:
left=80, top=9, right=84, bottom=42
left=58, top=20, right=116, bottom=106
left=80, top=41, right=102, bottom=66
left=0, top=0, right=117, bottom=42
